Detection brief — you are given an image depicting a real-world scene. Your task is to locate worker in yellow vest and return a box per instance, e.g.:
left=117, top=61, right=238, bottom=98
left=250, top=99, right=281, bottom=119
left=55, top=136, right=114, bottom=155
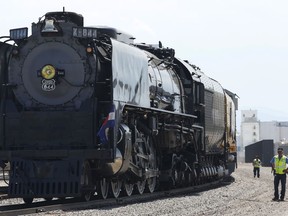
left=270, top=147, right=288, bottom=201
left=252, top=155, right=261, bottom=178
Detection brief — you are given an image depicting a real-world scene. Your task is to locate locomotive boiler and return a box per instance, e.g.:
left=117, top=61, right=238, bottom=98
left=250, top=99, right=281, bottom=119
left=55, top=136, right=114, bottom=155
left=0, top=10, right=238, bottom=203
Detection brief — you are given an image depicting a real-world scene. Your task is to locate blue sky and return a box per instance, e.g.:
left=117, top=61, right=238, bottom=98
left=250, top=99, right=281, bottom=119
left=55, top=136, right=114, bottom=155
left=1, top=0, right=288, bottom=125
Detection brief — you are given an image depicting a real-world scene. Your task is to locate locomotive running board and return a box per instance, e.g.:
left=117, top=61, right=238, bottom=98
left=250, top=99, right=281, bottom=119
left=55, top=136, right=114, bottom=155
left=124, top=104, right=197, bottom=119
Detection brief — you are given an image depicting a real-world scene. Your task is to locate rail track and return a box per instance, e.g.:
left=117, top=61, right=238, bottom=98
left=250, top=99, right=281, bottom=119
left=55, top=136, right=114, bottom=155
left=0, top=176, right=234, bottom=216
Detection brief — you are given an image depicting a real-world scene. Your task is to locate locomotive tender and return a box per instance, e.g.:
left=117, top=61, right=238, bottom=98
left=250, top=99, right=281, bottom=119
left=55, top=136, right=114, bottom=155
left=0, top=10, right=238, bottom=203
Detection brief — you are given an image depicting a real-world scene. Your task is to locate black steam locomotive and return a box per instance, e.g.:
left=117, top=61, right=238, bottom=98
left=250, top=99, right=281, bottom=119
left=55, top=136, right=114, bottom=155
left=0, top=10, right=238, bottom=203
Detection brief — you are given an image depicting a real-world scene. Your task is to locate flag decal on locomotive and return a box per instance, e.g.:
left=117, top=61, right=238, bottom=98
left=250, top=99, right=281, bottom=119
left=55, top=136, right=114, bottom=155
left=97, top=106, right=116, bottom=144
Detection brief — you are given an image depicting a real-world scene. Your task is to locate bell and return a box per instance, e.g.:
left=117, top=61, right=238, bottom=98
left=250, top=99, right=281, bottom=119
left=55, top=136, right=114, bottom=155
left=42, top=19, right=58, bottom=32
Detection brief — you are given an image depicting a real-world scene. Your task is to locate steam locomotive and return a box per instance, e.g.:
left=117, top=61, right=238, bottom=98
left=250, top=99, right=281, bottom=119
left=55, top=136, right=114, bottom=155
left=0, top=10, right=238, bottom=203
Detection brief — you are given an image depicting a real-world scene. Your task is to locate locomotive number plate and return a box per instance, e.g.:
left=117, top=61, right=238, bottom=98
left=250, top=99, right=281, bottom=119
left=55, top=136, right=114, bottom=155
left=42, top=79, right=56, bottom=91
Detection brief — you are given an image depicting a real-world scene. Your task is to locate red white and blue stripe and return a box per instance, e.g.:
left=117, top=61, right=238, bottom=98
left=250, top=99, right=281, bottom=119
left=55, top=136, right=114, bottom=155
left=97, top=106, right=115, bottom=144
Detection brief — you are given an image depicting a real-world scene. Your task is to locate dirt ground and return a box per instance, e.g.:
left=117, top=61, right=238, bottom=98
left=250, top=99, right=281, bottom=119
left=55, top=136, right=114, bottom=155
left=193, top=162, right=287, bottom=216
left=29, top=162, right=287, bottom=216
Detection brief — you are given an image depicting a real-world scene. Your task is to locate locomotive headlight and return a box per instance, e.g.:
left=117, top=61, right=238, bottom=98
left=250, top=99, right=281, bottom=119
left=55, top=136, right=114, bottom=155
left=41, top=65, right=56, bottom=80
left=86, top=46, right=93, bottom=53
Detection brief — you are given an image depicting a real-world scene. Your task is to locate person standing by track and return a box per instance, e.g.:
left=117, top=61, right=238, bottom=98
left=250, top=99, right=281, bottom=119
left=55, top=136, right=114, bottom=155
left=270, top=147, right=288, bottom=201
left=252, top=155, right=261, bottom=178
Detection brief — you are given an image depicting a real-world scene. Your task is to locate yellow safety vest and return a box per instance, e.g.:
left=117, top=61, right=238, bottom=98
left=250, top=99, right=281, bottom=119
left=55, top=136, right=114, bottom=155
left=253, top=159, right=261, bottom=168
left=274, top=155, right=287, bottom=174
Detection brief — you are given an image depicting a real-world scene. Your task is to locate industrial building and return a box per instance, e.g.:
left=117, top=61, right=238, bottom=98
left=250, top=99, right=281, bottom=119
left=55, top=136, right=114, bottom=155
left=238, top=110, right=288, bottom=162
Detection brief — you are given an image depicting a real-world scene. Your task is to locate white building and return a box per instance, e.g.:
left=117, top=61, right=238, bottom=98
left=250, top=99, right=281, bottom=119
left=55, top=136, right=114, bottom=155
left=239, top=110, right=288, bottom=161
left=240, top=110, right=260, bottom=151
left=260, top=121, right=288, bottom=144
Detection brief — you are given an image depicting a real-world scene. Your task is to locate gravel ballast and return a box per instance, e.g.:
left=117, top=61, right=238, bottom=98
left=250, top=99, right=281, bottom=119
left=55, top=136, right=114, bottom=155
left=4, top=163, right=287, bottom=215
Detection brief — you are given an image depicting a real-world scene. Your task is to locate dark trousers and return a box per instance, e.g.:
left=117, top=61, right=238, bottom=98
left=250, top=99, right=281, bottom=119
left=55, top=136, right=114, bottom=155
left=274, top=174, right=286, bottom=199
left=253, top=167, right=260, bottom=178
